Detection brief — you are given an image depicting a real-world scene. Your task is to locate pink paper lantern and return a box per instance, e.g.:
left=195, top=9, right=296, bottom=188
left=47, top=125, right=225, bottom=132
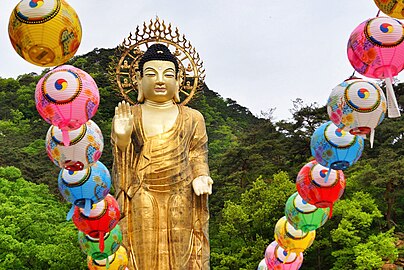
left=46, top=120, right=103, bottom=171
left=347, top=17, right=404, bottom=118
left=36, top=65, right=100, bottom=145
left=265, top=241, right=303, bottom=270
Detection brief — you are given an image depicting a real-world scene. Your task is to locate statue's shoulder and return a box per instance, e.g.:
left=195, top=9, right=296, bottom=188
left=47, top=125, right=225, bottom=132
left=181, top=106, right=205, bottom=121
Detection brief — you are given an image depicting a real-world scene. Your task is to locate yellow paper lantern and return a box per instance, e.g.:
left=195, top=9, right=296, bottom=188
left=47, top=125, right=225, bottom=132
left=8, top=0, right=82, bottom=67
left=374, top=0, right=404, bottom=19
left=87, top=246, right=129, bottom=270
left=274, top=216, right=316, bottom=254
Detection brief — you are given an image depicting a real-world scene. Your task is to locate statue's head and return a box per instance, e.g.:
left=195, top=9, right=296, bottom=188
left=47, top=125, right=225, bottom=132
left=136, top=44, right=180, bottom=103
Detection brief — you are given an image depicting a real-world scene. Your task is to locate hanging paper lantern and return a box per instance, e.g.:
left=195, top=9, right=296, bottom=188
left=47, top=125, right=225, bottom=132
left=347, top=16, right=404, bottom=118
left=296, top=160, right=345, bottom=217
left=58, top=161, right=111, bottom=219
left=73, top=195, right=120, bottom=252
left=36, top=65, right=99, bottom=146
left=8, top=0, right=82, bottom=67
left=327, top=78, right=387, bottom=147
left=264, top=240, right=303, bottom=270
left=274, top=216, right=315, bottom=254
left=285, top=192, right=329, bottom=232
left=374, top=0, right=404, bottom=19
left=46, top=120, right=104, bottom=171
left=78, top=225, right=122, bottom=261
left=87, top=246, right=129, bottom=270
left=310, top=121, right=364, bottom=171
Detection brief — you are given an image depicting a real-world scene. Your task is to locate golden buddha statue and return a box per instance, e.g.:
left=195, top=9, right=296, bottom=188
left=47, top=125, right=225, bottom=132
left=111, top=43, right=212, bottom=269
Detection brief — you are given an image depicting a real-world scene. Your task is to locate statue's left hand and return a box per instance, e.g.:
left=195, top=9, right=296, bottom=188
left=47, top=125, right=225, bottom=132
left=192, top=176, right=213, bottom=196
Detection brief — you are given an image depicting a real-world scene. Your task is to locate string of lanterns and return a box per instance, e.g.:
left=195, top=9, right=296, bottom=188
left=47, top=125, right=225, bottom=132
left=258, top=1, right=403, bottom=269
left=8, top=0, right=128, bottom=269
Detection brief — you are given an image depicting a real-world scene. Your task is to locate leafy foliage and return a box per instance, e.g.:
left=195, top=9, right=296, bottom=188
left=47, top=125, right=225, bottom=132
left=0, top=166, right=86, bottom=270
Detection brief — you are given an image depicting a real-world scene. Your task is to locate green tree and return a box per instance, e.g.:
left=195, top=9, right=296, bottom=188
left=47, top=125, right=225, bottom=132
left=0, top=166, right=86, bottom=270
left=211, top=172, right=295, bottom=270
left=330, top=192, right=398, bottom=270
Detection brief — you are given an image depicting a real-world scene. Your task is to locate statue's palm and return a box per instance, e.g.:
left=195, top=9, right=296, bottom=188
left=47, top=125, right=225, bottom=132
left=114, top=101, right=134, bottom=139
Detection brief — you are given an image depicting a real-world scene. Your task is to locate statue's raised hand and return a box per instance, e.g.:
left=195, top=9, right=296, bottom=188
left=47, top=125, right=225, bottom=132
left=113, top=101, right=134, bottom=150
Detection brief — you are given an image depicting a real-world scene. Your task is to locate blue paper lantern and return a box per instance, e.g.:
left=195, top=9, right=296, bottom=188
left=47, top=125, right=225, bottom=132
left=310, top=121, right=364, bottom=170
left=58, top=161, right=111, bottom=219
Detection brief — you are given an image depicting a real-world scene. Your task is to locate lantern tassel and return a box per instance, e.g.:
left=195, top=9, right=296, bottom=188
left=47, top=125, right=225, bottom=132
left=385, top=76, right=401, bottom=118
left=328, top=204, right=334, bottom=219
left=66, top=205, right=75, bottom=220
left=61, top=129, right=71, bottom=146
left=84, top=199, right=92, bottom=216
left=99, top=231, right=105, bottom=253
left=370, top=129, right=375, bottom=148
left=324, top=168, right=332, bottom=183
left=106, top=255, right=110, bottom=269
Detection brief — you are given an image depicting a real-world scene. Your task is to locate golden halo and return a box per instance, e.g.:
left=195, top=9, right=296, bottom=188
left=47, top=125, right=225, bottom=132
left=110, top=17, right=205, bottom=105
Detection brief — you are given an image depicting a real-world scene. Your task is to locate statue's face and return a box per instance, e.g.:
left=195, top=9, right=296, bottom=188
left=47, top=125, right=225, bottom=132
left=140, top=60, right=179, bottom=103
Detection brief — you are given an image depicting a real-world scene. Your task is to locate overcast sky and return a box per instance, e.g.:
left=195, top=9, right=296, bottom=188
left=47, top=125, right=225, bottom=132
left=0, top=0, right=398, bottom=120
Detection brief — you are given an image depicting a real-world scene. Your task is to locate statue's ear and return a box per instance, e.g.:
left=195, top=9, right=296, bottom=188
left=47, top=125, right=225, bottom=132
left=134, top=71, right=144, bottom=103
left=174, top=71, right=181, bottom=103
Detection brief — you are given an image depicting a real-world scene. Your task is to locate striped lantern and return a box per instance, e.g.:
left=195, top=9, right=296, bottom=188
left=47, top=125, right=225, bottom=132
left=8, top=0, right=82, bottom=67
left=46, top=120, right=104, bottom=171
left=73, top=195, right=120, bottom=253
left=347, top=16, right=404, bottom=118
left=87, top=246, right=129, bottom=270
left=58, top=161, right=111, bottom=219
left=78, top=225, right=123, bottom=261
left=274, top=216, right=315, bottom=254
left=36, top=65, right=99, bottom=146
left=296, top=160, right=345, bottom=217
left=374, top=0, right=404, bottom=19
left=285, top=192, right=329, bottom=232
left=265, top=240, right=303, bottom=270
left=327, top=78, right=386, bottom=147
left=310, top=121, right=364, bottom=171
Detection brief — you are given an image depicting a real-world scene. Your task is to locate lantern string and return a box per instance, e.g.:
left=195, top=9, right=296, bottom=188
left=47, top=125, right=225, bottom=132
left=348, top=70, right=356, bottom=80
left=376, top=9, right=381, bottom=17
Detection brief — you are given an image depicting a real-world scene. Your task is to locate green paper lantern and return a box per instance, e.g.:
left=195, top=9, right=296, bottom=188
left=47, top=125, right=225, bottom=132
left=78, top=224, right=122, bottom=260
left=285, top=192, right=329, bottom=232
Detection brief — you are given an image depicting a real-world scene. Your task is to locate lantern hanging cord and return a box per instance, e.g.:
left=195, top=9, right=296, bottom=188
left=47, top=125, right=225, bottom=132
left=376, top=9, right=381, bottom=17
left=348, top=70, right=356, bottom=80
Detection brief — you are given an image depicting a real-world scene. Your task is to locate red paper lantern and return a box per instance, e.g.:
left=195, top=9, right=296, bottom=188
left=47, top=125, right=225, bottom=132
left=73, top=194, right=120, bottom=252
left=296, top=160, right=345, bottom=217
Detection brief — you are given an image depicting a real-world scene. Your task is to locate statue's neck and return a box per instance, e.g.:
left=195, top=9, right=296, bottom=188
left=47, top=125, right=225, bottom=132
left=143, top=99, right=176, bottom=109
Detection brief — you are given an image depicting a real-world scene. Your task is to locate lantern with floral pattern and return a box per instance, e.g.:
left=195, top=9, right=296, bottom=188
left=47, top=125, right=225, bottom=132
left=265, top=240, right=303, bottom=270
left=347, top=16, right=404, bottom=117
left=8, top=0, right=82, bottom=67
left=58, top=161, right=111, bottom=219
left=327, top=78, right=387, bottom=147
left=274, top=217, right=315, bottom=254
left=46, top=120, right=103, bottom=171
left=73, top=195, right=120, bottom=252
left=296, top=160, right=345, bottom=217
left=310, top=121, right=364, bottom=171
left=285, top=192, right=329, bottom=232
left=36, top=65, right=99, bottom=146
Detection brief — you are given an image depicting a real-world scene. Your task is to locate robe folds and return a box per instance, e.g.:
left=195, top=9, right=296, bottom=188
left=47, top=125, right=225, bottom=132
left=112, top=105, right=210, bottom=270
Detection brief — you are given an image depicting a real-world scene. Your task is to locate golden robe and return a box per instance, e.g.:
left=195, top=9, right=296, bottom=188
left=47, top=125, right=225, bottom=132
left=112, top=105, right=210, bottom=270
